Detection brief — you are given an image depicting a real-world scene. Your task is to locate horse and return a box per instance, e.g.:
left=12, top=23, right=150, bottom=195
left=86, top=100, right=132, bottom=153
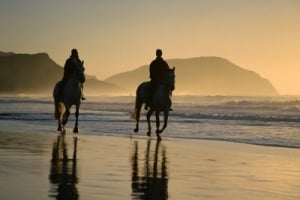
left=53, top=61, right=85, bottom=134
left=132, top=67, right=175, bottom=139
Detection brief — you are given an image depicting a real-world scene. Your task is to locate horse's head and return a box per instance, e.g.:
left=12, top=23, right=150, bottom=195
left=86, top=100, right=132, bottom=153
left=73, top=61, right=86, bottom=84
left=163, top=67, right=175, bottom=92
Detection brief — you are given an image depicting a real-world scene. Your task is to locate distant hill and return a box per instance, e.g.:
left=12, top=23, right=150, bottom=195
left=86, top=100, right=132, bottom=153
left=105, top=57, right=278, bottom=96
left=0, top=52, right=124, bottom=95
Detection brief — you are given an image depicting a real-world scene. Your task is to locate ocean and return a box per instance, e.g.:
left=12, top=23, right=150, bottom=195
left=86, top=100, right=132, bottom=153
left=1, top=95, right=300, bottom=148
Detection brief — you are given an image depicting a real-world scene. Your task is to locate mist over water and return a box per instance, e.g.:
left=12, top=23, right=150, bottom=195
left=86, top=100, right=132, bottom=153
left=1, top=95, right=300, bottom=148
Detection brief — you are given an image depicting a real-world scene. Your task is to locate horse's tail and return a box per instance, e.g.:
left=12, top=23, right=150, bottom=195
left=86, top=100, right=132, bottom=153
left=130, top=96, right=138, bottom=120
left=131, top=83, right=145, bottom=120
left=131, top=81, right=149, bottom=120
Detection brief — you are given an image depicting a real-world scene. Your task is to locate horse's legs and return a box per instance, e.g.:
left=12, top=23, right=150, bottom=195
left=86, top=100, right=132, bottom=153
left=57, top=102, right=66, bottom=134
left=146, top=109, right=154, bottom=136
left=58, top=115, right=66, bottom=134
left=161, top=110, right=169, bottom=132
left=62, top=107, right=70, bottom=126
left=73, top=105, right=79, bottom=133
left=157, top=111, right=169, bottom=137
left=134, top=101, right=142, bottom=133
left=57, top=120, right=62, bottom=131
left=155, top=111, right=160, bottom=135
left=60, top=113, right=67, bottom=134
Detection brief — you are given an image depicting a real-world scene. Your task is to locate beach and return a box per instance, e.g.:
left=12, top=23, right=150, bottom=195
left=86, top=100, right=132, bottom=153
left=1, top=96, right=300, bottom=199
left=1, top=131, right=300, bottom=200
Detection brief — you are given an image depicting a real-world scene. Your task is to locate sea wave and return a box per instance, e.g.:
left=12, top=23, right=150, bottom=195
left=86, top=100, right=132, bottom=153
left=172, top=112, right=300, bottom=123
left=2, top=96, right=300, bottom=148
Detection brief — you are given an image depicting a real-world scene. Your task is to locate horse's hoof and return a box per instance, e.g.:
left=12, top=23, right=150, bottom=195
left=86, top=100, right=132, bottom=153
left=156, top=129, right=164, bottom=134
left=156, top=131, right=162, bottom=141
left=134, top=128, right=139, bottom=133
left=73, top=127, right=78, bottom=133
left=61, top=129, right=66, bottom=135
left=147, top=131, right=151, bottom=137
left=157, top=135, right=162, bottom=141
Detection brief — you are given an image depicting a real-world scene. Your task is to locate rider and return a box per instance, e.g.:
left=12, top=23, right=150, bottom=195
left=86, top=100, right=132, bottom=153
left=58, top=48, right=86, bottom=100
left=145, top=49, right=172, bottom=110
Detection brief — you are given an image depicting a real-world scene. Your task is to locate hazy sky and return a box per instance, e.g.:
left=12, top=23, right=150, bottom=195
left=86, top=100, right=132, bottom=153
left=1, top=0, right=299, bottom=94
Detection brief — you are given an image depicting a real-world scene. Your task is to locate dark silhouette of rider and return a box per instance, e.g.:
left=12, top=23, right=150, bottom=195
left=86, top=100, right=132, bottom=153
left=59, top=49, right=85, bottom=100
left=150, top=49, right=169, bottom=86
left=145, top=49, right=172, bottom=110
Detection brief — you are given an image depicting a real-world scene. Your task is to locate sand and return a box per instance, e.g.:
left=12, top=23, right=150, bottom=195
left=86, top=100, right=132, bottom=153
left=0, top=131, right=300, bottom=200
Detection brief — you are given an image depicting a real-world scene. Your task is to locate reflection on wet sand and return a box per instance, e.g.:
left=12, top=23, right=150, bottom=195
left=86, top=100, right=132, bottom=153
left=131, top=139, right=168, bottom=200
left=49, top=135, right=79, bottom=200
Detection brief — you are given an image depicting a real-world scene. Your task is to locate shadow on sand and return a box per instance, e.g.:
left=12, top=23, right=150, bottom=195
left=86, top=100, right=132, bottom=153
left=131, top=139, right=169, bottom=199
left=49, top=135, right=79, bottom=200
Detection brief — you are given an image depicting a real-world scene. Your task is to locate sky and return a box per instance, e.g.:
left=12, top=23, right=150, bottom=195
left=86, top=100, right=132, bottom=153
left=1, top=0, right=300, bottom=95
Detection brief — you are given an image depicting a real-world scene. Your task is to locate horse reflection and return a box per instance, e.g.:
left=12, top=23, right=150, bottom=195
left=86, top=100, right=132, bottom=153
left=131, top=139, right=168, bottom=200
left=49, top=135, right=79, bottom=200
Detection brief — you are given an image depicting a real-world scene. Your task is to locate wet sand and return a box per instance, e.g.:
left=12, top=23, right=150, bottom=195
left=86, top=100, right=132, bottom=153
left=1, top=131, right=300, bottom=200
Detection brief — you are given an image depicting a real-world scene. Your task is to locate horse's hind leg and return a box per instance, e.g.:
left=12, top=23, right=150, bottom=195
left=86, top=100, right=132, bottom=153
left=155, top=112, right=160, bottom=135
left=57, top=121, right=62, bottom=131
left=58, top=117, right=66, bottom=135
left=133, top=100, right=142, bottom=133
left=73, top=105, right=79, bottom=133
left=146, top=109, right=153, bottom=136
left=57, top=102, right=66, bottom=134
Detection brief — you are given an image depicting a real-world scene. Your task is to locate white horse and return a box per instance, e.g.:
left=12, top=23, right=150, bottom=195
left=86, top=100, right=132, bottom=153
left=132, top=67, right=175, bottom=139
left=53, top=61, right=85, bottom=134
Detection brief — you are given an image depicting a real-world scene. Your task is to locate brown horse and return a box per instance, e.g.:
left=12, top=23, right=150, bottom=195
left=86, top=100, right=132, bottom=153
left=132, top=67, right=175, bottom=139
